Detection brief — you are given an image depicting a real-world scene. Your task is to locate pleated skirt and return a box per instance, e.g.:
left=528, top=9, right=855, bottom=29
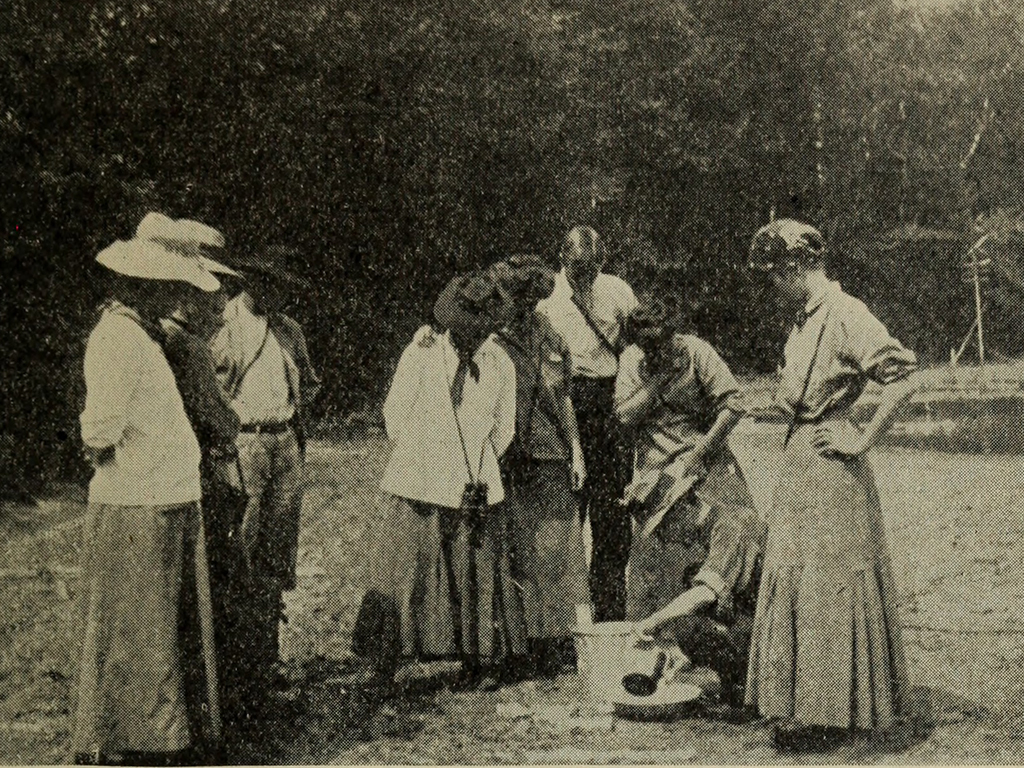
left=745, top=423, right=908, bottom=731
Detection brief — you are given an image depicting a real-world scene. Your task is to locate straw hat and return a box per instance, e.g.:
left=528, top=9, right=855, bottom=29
left=134, top=211, right=239, bottom=277
left=96, top=238, right=221, bottom=292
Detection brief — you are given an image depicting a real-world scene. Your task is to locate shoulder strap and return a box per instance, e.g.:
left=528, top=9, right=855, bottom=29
left=570, top=292, right=621, bottom=356
left=230, top=322, right=272, bottom=399
left=783, top=306, right=831, bottom=448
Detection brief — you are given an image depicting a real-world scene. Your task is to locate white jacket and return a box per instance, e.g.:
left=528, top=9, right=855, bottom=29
left=380, top=326, right=515, bottom=508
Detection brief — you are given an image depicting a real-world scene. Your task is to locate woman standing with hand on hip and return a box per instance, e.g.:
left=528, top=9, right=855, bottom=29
left=744, top=219, right=918, bottom=752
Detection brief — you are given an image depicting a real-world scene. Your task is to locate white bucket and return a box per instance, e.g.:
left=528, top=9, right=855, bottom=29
left=572, top=621, right=658, bottom=701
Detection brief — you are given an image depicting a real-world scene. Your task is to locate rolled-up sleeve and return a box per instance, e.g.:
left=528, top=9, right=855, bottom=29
left=691, top=337, right=745, bottom=414
left=80, top=318, right=144, bottom=448
left=843, top=301, right=917, bottom=385
left=693, top=503, right=766, bottom=601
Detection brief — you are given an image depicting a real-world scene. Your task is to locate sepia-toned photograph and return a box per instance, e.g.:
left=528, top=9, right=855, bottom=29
left=2, top=0, right=1024, bottom=763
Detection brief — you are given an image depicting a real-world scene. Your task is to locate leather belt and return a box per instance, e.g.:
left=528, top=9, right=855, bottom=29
left=240, top=421, right=293, bottom=435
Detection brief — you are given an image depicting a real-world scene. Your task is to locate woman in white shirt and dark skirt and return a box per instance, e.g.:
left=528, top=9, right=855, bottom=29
left=349, top=271, right=520, bottom=701
left=75, top=239, right=222, bottom=765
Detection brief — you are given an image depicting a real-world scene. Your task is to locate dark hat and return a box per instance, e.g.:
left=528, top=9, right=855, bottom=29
left=433, top=271, right=504, bottom=338
left=490, top=254, right=556, bottom=311
left=748, top=219, right=825, bottom=272
left=226, top=245, right=311, bottom=288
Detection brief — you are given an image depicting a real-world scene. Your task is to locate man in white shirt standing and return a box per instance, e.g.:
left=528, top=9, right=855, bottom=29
left=537, top=225, right=638, bottom=622
left=211, top=246, right=320, bottom=712
left=75, top=238, right=222, bottom=765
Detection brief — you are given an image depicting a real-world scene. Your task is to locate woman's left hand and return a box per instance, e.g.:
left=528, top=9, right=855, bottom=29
left=813, top=421, right=867, bottom=459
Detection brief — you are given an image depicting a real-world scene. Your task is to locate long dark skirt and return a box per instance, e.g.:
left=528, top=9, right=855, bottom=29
left=507, top=460, right=588, bottom=640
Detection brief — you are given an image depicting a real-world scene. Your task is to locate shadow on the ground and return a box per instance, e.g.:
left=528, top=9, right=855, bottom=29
left=229, top=663, right=468, bottom=764
left=0, top=483, right=86, bottom=544
left=844, top=685, right=988, bottom=761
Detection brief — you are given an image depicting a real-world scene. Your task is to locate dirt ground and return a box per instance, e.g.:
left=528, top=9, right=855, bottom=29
left=3, top=428, right=1024, bottom=764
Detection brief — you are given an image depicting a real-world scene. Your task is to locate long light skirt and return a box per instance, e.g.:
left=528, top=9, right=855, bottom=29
left=353, top=496, right=525, bottom=673
left=507, top=460, right=588, bottom=640
left=73, top=502, right=220, bottom=755
left=745, top=424, right=908, bottom=731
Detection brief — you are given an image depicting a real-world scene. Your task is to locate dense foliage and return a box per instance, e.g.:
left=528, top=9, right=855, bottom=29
left=3, top=0, right=1024, bottom=489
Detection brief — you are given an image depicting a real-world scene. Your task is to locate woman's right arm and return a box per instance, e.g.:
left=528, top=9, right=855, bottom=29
left=614, top=348, right=672, bottom=428
left=80, top=320, right=143, bottom=463
left=382, top=329, right=431, bottom=440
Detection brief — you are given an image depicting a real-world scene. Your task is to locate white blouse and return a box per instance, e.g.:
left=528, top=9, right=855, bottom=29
left=380, top=326, right=516, bottom=508
left=536, top=269, right=638, bottom=379
left=80, top=305, right=202, bottom=506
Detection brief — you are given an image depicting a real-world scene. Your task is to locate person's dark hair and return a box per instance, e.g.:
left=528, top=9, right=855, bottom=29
left=491, top=254, right=556, bottom=312
left=217, top=272, right=248, bottom=300
left=624, top=298, right=675, bottom=348
left=748, top=219, right=826, bottom=272
left=105, top=274, right=193, bottom=326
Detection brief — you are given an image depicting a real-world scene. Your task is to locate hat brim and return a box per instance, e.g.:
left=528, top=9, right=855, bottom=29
left=433, top=275, right=499, bottom=337
left=198, top=254, right=240, bottom=277
left=228, top=259, right=312, bottom=289
left=96, top=239, right=220, bottom=292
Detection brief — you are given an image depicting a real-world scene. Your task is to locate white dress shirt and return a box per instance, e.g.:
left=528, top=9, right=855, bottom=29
left=536, top=268, right=638, bottom=379
left=80, top=304, right=202, bottom=506
left=380, top=326, right=516, bottom=508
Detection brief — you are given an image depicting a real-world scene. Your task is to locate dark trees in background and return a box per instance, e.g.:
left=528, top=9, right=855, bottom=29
left=2, top=0, right=1024, bottom=490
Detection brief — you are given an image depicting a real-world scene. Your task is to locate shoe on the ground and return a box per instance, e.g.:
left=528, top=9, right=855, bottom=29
left=773, top=719, right=850, bottom=752
left=454, top=662, right=483, bottom=691
left=701, top=702, right=762, bottom=724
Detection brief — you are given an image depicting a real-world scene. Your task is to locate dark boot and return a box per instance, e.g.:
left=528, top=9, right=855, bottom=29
left=773, top=720, right=850, bottom=752
left=530, top=638, right=560, bottom=679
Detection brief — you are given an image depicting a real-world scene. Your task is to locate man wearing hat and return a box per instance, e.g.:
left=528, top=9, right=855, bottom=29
left=135, top=212, right=250, bottom=749
left=536, top=225, right=638, bottom=622
left=348, top=271, right=519, bottom=701
left=75, top=238, right=222, bottom=765
left=211, top=245, right=320, bottom=704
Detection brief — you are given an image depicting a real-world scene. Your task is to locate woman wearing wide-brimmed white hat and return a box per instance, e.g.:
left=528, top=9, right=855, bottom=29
left=74, top=238, right=222, bottom=765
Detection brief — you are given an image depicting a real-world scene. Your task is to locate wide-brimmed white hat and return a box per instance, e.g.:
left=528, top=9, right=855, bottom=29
left=134, top=211, right=239, bottom=277
left=96, top=238, right=221, bottom=292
